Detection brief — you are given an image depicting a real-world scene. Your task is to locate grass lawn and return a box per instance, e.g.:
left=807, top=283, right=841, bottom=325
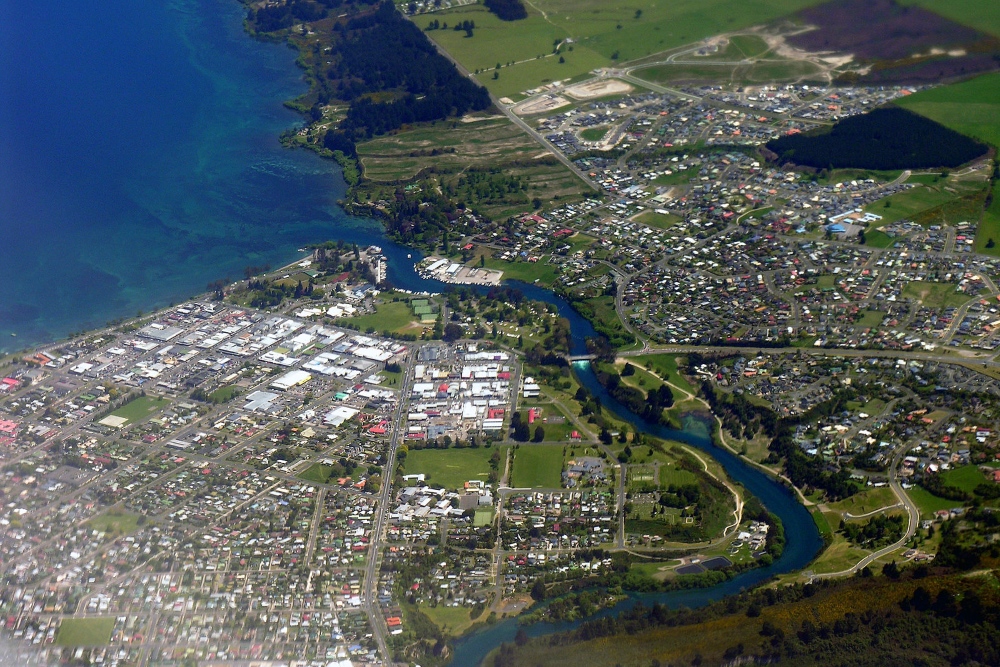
left=827, top=487, right=899, bottom=516
left=87, top=511, right=140, bottom=535
left=482, top=254, right=560, bottom=286
left=651, top=169, right=695, bottom=186
left=511, top=445, right=564, bottom=488
left=864, top=185, right=958, bottom=226
left=580, top=126, right=611, bottom=141
left=420, top=603, right=479, bottom=637
left=520, top=403, right=579, bottom=442
left=109, top=396, right=169, bottom=424
left=208, top=385, right=239, bottom=403
left=811, top=509, right=832, bottom=539
left=345, top=300, right=421, bottom=334
left=862, top=398, right=886, bottom=414
left=56, top=618, right=115, bottom=646
left=379, top=369, right=403, bottom=387
left=862, top=230, right=895, bottom=248
left=633, top=58, right=820, bottom=85
left=657, top=462, right=699, bottom=488
left=856, top=310, right=885, bottom=328
left=629, top=560, right=681, bottom=581
left=299, top=463, right=335, bottom=484
left=618, top=362, right=665, bottom=396
left=631, top=353, right=695, bottom=394
left=907, top=485, right=960, bottom=519
left=940, top=464, right=988, bottom=494
left=634, top=209, right=683, bottom=229
left=404, top=446, right=505, bottom=490
left=809, top=533, right=871, bottom=575
left=357, top=116, right=540, bottom=181
left=473, top=508, right=494, bottom=527
left=901, top=281, right=976, bottom=310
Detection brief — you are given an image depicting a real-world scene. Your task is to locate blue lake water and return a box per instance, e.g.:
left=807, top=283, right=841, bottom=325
left=0, top=0, right=411, bottom=352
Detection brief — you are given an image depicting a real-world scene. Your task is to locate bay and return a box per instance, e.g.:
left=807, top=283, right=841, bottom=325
left=0, top=0, right=386, bottom=352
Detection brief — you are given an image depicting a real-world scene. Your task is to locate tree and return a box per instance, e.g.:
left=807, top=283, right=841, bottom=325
left=533, top=426, right=545, bottom=442
left=530, top=579, right=546, bottom=601
left=443, top=322, right=462, bottom=341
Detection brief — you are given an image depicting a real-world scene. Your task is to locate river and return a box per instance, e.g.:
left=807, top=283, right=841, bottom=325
left=441, top=283, right=823, bottom=666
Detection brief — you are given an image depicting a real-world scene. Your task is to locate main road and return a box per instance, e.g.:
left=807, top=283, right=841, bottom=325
left=362, top=349, right=416, bottom=664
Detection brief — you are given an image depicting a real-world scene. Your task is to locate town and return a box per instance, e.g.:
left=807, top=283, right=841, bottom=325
left=3, top=1, right=1000, bottom=666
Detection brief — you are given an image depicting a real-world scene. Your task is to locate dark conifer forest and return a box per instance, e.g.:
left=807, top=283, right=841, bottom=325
left=247, top=1, right=492, bottom=154
left=766, top=107, right=987, bottom=170
left=484, top=0, right=528, bottom=21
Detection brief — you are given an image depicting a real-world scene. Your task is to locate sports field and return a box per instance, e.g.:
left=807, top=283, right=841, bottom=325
left=56, top=618, right=115, bottom=646
left=345, top=301, right=421, bottom=334
left=405, top=446, right=505, bottom=490
left=108, top=396, right=169, bottom=424
left=511, top=445, right=564, bottom=488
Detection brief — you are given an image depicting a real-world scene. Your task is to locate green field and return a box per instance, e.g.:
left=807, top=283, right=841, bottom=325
left=633, top=57, right=821, bottom=85
left=864, top=185, right=959, bottom=226
left=617, top=362, right=666, bottom=397
left=511, top=445, right=564, bottom=488
left=299, top=463, right=336, bottom=484
left=903, top=0, right=1000, bottom=40
left=208, top=385, right=239, bottom=403
left=940, top=464, right=988, bottom=494
left=975, top=180, right=1000, bottom=255
left=827, top=487, right=899, bottom=516
left=344, top=300, right=422, bottom=334
left=56, top=618, right=115, bottom=646
left=108, top=396, right=169, bottom=424
left=580, top=126, right=611, bottom=141
left=901, top=281, right=976, bottom=310
left=357, top=116, right=547, bottom=182
left=896, top=72, right=1000, bottom=149
left=856, top=310, right=885, bottom=328
left=811, top=508, right=833, bottom=539
left=87, top=511, right=140, bottom=535
left=420, top=0, right=823, bottom=97
left=419, top=603, right=480, bottom=637
left=809, top=533, right=873, bottom=575
left=634, top=209, right=683, bottom=229
left=863, top=230, right=895, bottom=248
left=519, top=403, right=580, bottom=441
left=404, top=446, right=505, bottom=490
left=907, top=485, right=960, bottom=518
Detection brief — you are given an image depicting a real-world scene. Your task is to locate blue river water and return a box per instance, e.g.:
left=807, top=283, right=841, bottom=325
left=446, top=291, right=823, bottom=666
left=0, top=1, right=822, bottom=663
